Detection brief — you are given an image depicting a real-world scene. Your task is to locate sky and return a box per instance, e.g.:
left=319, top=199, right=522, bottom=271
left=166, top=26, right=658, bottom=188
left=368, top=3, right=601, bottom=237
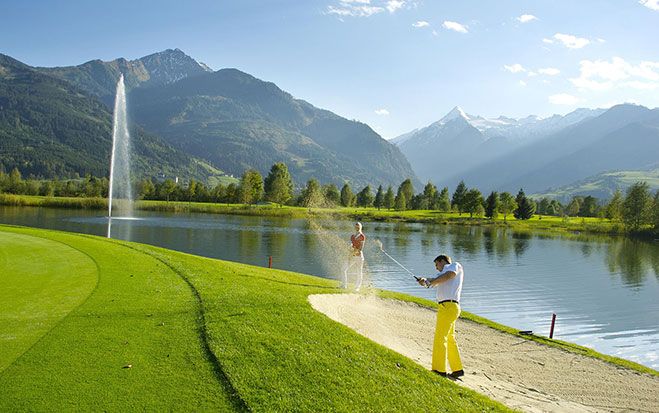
left=1, top=0, right=658, bottom=139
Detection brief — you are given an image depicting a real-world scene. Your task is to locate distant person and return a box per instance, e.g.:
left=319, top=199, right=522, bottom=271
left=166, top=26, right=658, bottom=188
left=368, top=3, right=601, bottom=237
left=418, top=254, right=464, bottom=379
left=343, top=222, right=366, bottom=291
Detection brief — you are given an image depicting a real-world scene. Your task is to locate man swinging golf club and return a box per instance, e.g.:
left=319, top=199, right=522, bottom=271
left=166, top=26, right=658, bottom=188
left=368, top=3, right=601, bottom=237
left=343, top=222, right=365, bottom=291
left=417, top=254, right=464, bottom=379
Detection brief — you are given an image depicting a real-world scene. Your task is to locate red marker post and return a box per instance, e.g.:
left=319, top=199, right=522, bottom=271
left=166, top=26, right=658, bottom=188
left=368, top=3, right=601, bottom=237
left=268, top=256, right=272, bottom=269
left=549, top=313, right=557, bottom=339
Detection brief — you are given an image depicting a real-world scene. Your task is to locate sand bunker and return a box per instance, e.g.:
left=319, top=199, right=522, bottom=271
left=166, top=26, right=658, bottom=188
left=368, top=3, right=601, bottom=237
left=309, top=293, right=659, bottom=413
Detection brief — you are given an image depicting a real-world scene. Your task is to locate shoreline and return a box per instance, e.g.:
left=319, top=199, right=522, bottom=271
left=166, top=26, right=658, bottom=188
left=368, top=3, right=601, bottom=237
left=0, top=193, right=656, bottom=239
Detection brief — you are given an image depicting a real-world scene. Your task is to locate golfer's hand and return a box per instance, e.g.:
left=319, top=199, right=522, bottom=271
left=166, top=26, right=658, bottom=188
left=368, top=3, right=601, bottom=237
left=417, top=277, right=428, bottom=287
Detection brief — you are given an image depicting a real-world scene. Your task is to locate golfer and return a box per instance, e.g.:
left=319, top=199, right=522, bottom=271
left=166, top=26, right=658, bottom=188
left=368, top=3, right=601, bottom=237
left=343, top=222, right=366, bottom=291
left=418, top=254, right=464, bottom=379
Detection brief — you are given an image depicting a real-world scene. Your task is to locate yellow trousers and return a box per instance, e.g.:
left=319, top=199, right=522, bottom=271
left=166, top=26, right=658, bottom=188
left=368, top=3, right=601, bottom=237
left=431, top=302, right=463, bottom=373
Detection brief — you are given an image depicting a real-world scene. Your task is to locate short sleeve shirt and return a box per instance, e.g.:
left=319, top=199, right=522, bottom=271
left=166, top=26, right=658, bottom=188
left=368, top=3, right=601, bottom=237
left=434, top=262, right=463, bottom=303
left=350, top=233, right=366, bottom=255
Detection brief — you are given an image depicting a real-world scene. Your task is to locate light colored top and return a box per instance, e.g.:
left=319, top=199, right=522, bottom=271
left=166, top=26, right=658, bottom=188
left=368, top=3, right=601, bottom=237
left=433, top=262, right=463, bottom=303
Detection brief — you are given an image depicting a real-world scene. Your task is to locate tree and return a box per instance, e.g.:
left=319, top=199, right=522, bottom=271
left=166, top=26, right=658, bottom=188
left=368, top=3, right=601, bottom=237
left=160, top=179, right=177, bottom=202
left=323, top=184, right=341, bottom=206
left=499, top=192, right=517, bottom=222
left=653, top=191, right=659, bottom=229
left=437, top=187, right=451, bottom=212
left=451, top=180, right=468, bottom=215
left=579, top=196, right=599, bottom=217
left=536, top=197, right=551, bottom=215
left=605, top=189, right=623, bottom=221
left=463, top=188, right=484, bottom=218
left=394, top=185, right=408, bottom=211
left=421, top=181, right=437, bottom=210
left=185, top=180, right=198, bottom=202
left=394, top=192, right=407, bottom=210
left=225, top=183, right=240, bottom=204
left=622, top=182, right=652, bottom=231
left=264, top=162, right=293, bottom=206
left=340, top=183, right=355, bottom=207
left=547, top=200, right=562, bottom=216
left=397, top=179, right=414, bottom=206
left=299, top=179, right=324, bottom=208
left=356, top=185, right=375, bottom=208
left=384, top=186, right=395, bottom=210
left=8, top=167, right=22, bottom=193
left=373, top=185, right=384, bottom=210
left=514, top=189, right=536, bottom=220
left=485, top=191, right=500, bottom=219
left=566, top=197, right=581, bottom=217
left=137, top=178, right=155, bottom=200
left=240, top=169, right=264, bottom=205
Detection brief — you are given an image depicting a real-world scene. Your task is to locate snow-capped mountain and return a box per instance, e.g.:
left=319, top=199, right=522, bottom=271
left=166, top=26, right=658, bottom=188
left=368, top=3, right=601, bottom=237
left=394, top=105, right=609, bottom=186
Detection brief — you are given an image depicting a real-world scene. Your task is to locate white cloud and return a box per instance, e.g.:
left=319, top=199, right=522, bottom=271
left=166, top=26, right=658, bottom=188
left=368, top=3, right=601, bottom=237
left=527, top=71, right=538, bottom=77
left=442, top=21, right=468, bottom=33
left=412, top=20, right=430, bottom=28
left=538, top=67, right=560, bottom=76
left=542, top=38, right=554, bottom=44
left=549, top=93, right=580, bottom=105
left=517, top=14, right=538, bottom=23
left=386, top=0, right=404, bottom=12
left=432, top=29, right=438, bottom=36
left=503, top=64, right=526, bottom=73
left=326, top=0, right=412, bottom=18
left=570, top=57, right=659, bottom=91
left=519, top=80, right=527, bottom=86
left=597, top=38, right=606, bottom=43
left=552, top=33, right=590, bottom=49
left=639, top=0, right=659, bottom=11
left=375, top=108, right=390, bottom=115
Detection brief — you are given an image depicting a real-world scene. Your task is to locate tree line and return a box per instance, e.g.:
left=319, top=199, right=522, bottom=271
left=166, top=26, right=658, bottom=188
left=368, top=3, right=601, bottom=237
left=1, top=163, right=657, bottom=232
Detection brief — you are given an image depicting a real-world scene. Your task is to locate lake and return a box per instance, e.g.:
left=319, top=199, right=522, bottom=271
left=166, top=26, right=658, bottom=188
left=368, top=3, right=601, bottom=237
left=1, top=206, right=657, bottom=370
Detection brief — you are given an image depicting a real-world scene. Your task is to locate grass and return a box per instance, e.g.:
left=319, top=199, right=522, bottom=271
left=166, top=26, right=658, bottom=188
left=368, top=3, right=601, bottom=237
left=0, top=225, right=511, bottom=412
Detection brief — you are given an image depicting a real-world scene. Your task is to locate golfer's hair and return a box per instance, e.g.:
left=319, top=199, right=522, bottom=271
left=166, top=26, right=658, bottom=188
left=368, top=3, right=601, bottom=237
left=434, top=254, right=451, bottom=264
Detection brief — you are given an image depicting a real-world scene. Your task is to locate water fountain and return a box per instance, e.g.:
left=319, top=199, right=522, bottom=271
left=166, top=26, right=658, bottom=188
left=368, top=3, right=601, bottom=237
left=107, top=74, right=133, bottom=238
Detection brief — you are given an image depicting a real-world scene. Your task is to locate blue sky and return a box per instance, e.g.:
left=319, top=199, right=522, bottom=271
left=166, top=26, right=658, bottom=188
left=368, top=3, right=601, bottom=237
left=1, top=0, right=658, bottom=138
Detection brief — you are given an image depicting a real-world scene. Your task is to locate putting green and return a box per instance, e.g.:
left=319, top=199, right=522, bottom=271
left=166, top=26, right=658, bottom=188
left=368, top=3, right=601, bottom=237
left=0, top=231, right=97, bottom=372
left=0, top=227, right=237, bottom=411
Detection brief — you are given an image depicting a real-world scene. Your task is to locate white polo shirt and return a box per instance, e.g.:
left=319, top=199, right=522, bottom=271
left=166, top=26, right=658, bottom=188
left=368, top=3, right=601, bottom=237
left=433, top=262, right=463, bottom=303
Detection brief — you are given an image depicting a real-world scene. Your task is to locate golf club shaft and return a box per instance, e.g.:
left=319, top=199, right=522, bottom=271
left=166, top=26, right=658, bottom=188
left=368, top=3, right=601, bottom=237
left=381, top=249, right=418, bottom=280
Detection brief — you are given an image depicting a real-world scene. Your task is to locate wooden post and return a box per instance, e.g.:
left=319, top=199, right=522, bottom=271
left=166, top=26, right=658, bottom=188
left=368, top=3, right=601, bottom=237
left=268, top=256, right=272, bottom=268
left=549, top=313, right=557, bottom=339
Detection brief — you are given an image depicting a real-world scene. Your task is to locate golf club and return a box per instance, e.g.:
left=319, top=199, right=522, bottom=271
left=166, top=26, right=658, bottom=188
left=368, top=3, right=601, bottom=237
left=374, top=239, right=420, bottom=281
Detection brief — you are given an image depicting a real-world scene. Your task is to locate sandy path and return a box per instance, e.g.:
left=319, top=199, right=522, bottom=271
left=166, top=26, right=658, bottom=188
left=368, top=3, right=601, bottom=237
left=309, top=294, right=659, bottom=413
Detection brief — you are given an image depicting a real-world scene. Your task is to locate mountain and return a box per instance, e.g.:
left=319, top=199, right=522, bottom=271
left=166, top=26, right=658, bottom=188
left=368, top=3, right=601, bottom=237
left=38, top=48, right=212, bottom=103
left=128, top=67, right=418, bottom=188
left=0, top=53, right=223, bottom=182
left=457, top=104, right=659, bottom=193
left=394, top=105, right=630, bottom=190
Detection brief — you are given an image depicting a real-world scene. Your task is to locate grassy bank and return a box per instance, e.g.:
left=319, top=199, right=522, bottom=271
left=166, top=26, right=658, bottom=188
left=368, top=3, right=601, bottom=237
left=1, top=193, right=654, bottom=237
left=0, top=225, right=510, bottom=412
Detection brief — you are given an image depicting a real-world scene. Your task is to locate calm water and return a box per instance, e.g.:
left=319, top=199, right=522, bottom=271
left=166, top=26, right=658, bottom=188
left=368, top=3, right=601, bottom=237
left=1, top=206, right=658, bottom=370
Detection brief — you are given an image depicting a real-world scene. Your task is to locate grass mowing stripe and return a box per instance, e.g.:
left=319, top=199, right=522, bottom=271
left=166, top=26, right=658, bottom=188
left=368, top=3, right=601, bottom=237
left=0, top=226, right=238, bottom=411
left=0, top=231, right=98, bottom=372
left=93, top=236, right=250, bottom=412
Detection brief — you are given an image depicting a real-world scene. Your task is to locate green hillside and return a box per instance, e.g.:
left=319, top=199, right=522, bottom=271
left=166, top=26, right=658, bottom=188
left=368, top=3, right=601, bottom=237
left=536, top=168, right=659, bottom=201
left=129, top=68, right=419, bottom=187
left=0, top=53, right=224, bottom=183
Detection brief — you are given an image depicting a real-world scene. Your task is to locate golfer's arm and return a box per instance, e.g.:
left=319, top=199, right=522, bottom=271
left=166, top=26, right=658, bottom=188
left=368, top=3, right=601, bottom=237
left=429, top=271, right=456, bottom=287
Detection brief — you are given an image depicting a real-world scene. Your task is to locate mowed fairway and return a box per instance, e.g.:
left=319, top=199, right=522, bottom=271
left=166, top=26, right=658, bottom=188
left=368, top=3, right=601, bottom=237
left=0, top=225, right=510, bottom=412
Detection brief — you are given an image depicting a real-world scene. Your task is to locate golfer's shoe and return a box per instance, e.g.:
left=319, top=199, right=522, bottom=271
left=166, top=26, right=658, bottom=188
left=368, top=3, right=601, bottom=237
left=450, top=370, right=464, bottom=378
